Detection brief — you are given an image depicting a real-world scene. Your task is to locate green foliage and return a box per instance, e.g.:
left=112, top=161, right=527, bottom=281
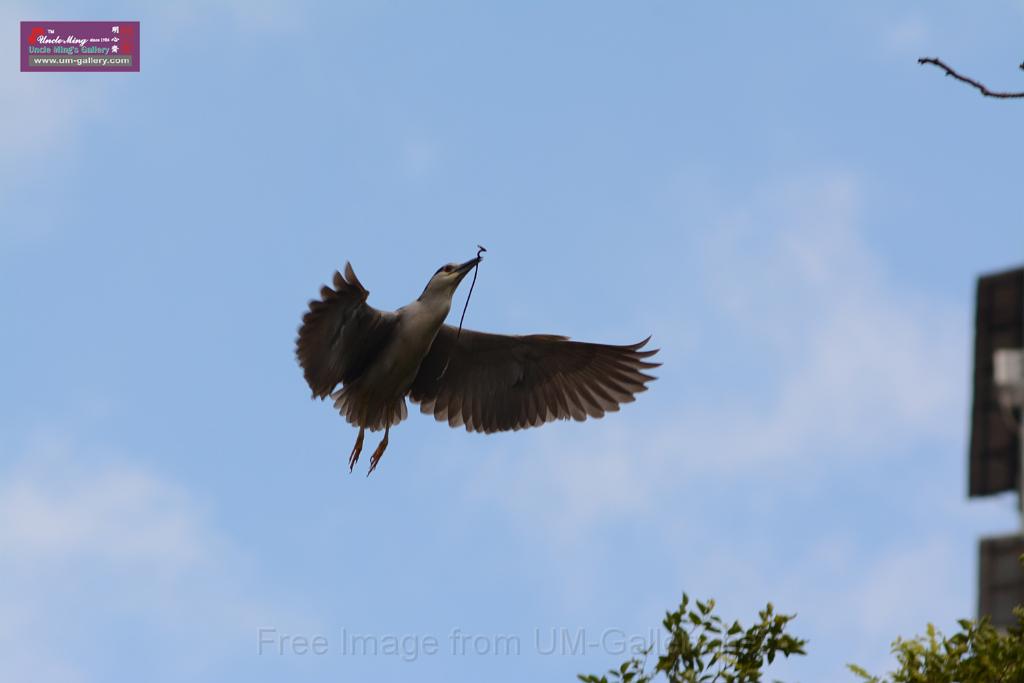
left=578, top=594, right=807, bottom=683
left=848, top=608, right=1024, bottom=683
left=586, top=555, right=1024, bottom=683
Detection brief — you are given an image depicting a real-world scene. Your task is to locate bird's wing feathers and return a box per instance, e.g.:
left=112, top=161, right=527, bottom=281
left=409, top=326, right=659, bottom=433
left=296, top=263, right=397, bottom=398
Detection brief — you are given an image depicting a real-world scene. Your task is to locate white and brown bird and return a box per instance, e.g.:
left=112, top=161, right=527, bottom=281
left=296, top=255, right=659, bottom=474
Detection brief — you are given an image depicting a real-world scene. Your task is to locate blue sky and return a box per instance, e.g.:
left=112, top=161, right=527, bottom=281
left=3, top=1, right=1024, bottom=681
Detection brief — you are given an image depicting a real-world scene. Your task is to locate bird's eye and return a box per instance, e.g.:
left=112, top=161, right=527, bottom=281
left=443, top=265, right=454, bottom=273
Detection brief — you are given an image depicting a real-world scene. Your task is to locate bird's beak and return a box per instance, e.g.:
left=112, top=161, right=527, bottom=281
left=455, top=256, right=481, bottom=276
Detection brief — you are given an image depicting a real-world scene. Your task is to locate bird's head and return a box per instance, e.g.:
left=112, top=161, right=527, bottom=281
left=420, top=255, right=482, bottom=300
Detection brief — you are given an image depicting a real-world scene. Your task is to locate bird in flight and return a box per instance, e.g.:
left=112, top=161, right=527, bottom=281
left=296, top=254, right=659, bottom=474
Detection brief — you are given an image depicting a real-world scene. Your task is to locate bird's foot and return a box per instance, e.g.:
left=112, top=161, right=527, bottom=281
left=366, top=427, right=389, bottom=476
left=348, top=427, right=365, bottom=473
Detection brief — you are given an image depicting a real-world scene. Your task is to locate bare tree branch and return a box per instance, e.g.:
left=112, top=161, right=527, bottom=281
left=917, top=57, right=1024, bottom=98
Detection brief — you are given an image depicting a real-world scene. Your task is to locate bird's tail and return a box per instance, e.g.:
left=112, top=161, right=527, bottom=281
left=331, top=382, right=408, bottom=432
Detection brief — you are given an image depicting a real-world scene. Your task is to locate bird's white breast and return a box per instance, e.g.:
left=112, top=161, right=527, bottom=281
left=369, top=300, right=448, bottom=391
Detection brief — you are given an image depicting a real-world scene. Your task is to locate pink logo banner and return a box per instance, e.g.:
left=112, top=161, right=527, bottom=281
left=21, top=21, right=140, bottom=72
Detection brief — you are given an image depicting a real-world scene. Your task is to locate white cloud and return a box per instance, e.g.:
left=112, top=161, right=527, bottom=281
left=0, top=0, right=304, bottom=246
left=402, top=139, right=443, bottom=179
left=849, top=538, right=958, bottom=637
left=157, top=0, right=307, bottom=33
left=467, top=422, right=650, bottom=543
left=687, top=173, right=964, bottom=469
left=673, top=532, right=971, bottom=683
left=471, top=172, right=965, bottom=539
left=1, top=460, right=200, bottom=573
left=0, top=6, right=106, bottom=167
left=1, top=0, right=302, bottom=152
left=881, top=15, right=930, bottom=53
left=458, top=170, right=983, bottom=679
left=0, top=432, right=314, bottom=682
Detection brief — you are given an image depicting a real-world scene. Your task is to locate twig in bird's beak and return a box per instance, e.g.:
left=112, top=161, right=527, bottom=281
left=456, top=246, right=486, bottom=275
left=438, top=245, right=487, bottom=381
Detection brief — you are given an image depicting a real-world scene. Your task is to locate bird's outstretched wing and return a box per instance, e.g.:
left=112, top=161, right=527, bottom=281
left=296, top=263, right=397, bottom=399
left=408, top=327, right=659, bottom=433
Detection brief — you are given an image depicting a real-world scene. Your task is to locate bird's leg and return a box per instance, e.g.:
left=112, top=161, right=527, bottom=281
left=366, top=424, right=390, bottom=476
left=348, top=426, right=365, bottom=473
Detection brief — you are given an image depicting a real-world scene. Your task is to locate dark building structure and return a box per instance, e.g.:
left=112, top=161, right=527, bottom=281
left=969, top=266, right=1024, bottom=629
